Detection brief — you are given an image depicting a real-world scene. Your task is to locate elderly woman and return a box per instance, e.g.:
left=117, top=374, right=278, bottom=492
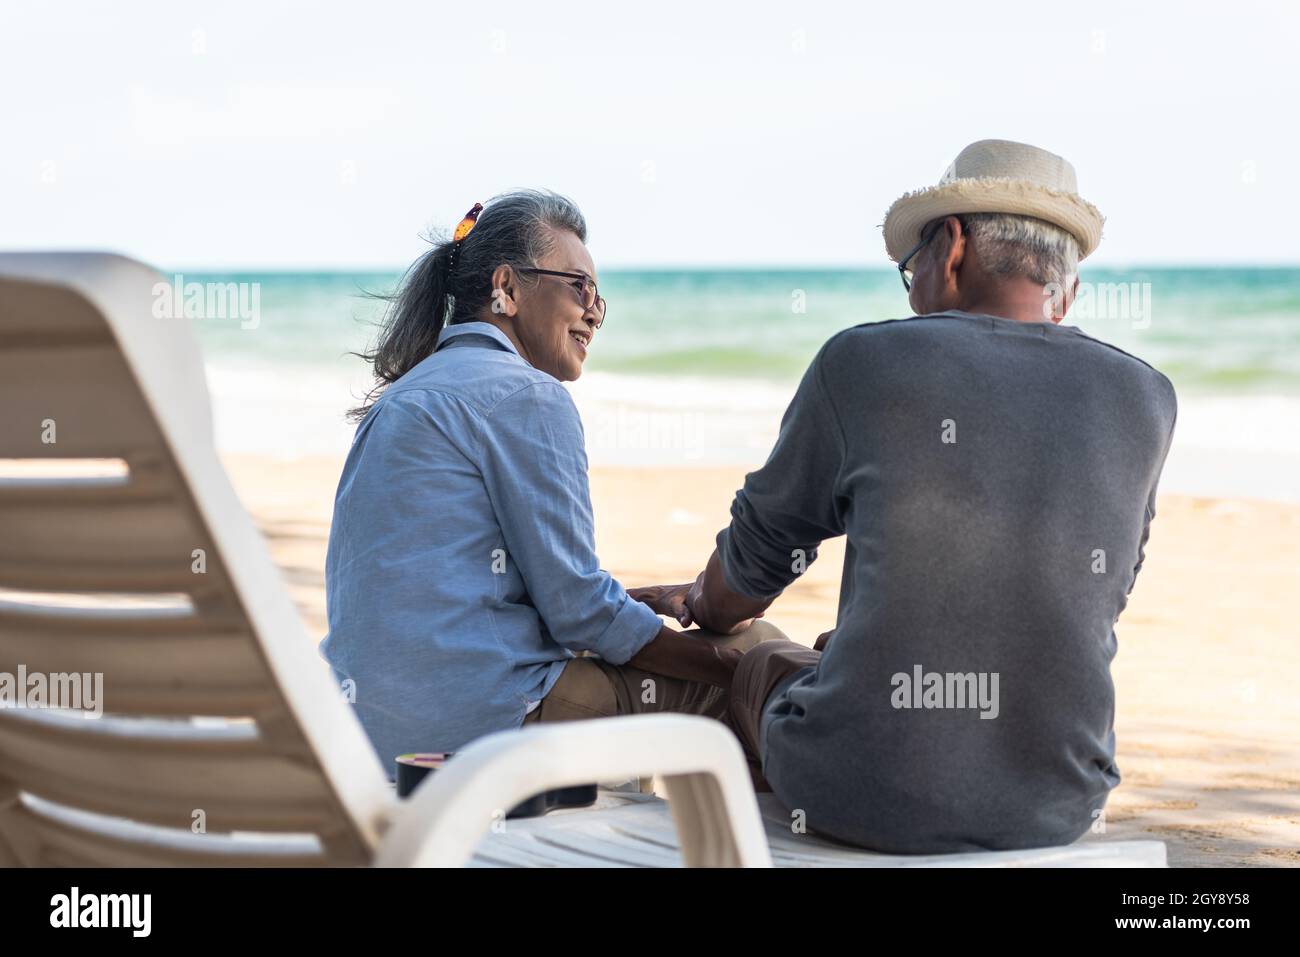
left=320, top=189, right=783, bottom=775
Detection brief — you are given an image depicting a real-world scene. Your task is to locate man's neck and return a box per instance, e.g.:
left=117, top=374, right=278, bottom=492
left=957, top=281, right=1061, bottom=325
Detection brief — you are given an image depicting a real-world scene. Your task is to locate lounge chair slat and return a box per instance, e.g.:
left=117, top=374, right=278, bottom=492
left=0, top=497, right=213, bottom=591
left=0, top=619, right=277, bottom=715
left=0, top=709, right=350, bottom=833
left=0, top=793, right=338, bottom=867
left=0, top=598, right=234, bottom=629
left=468, top=792, right=1168, bottom=867
left=0, top=343, right=164, bottom=459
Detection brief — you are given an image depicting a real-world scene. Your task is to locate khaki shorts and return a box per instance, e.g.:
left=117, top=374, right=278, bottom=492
left=725, top=637, right=821, bottom=767
left=523, top=620, right=818, bottom=790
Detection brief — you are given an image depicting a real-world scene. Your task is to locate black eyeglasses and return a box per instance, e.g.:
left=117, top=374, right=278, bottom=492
left=898, top=216, right=964, bottom=292
left=518, top=268, right=606, bottom=327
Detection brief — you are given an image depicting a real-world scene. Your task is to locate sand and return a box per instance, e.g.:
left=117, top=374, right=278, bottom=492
left=222, top=454, right=1300, bottom=867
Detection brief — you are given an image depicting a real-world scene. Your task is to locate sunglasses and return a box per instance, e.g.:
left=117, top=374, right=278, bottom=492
left=517, top=268, right=606, bottom=328
left=898, top=216, right=965, bottom=292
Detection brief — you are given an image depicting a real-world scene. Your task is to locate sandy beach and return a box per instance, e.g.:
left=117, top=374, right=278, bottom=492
left=223, top=453, right=1300, bottom=867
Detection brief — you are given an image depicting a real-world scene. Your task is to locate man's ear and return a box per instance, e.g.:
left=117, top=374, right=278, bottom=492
left=490, top=264, right=520, bottom=318
left=941, top=216, right=966, bottom=290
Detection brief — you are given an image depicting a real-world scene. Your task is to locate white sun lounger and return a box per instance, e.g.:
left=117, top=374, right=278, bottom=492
left=0, top=253, right=1166, bottom=868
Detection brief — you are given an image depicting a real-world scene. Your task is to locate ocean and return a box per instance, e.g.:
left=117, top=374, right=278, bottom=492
left=186, top=267, right=1300, bottom=500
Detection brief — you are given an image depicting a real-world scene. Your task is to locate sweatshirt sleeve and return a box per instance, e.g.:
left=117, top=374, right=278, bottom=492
left=716, top=339, right=848, bottom=600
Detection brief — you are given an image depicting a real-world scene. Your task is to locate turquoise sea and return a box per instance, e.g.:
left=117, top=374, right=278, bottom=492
left=189, top=267, right=1300, bottom=393
left=183, top=267, right=1300, bottom=498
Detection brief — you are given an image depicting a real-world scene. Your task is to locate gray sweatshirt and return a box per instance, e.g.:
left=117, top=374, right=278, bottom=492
left=717, top=311, right=1178, bottom=854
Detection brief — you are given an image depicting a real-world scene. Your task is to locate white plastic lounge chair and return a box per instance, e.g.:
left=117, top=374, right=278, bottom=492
left=0, top=253, right=1167, bottom=868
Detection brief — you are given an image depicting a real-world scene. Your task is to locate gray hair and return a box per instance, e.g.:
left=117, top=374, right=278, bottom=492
left=943, top=212, right=1079, bottom=288
left=350, top=188, right=587, bottom=420
left=444, top=189, right=587, bottom=324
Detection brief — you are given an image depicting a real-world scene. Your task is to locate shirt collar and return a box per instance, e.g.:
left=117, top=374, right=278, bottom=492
left=435, top=321, right=521, bottom=357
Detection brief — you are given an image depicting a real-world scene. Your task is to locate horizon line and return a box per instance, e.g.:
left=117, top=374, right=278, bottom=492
left=154, top=261, right=1300, bottom=274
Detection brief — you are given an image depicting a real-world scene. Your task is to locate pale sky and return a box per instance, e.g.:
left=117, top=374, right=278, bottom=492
left=2, top=0, right=1296, bottom=269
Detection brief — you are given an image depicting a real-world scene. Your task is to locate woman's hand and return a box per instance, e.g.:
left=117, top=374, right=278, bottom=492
left=627, top=581, right=696, bottom=627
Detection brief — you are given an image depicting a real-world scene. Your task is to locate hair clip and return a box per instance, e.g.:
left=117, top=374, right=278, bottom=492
left=453, top=203, right=483, bottom=242
left=448, top=202, right=483, bottom=273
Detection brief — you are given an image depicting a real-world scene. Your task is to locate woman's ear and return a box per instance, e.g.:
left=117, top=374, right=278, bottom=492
left=490, top=264, right=520, bottom=318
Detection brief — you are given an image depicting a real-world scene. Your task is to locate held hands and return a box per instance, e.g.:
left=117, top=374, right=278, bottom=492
left=626, top=581, right=696, bottom=627
left=628, top=573, right=764, bottom=635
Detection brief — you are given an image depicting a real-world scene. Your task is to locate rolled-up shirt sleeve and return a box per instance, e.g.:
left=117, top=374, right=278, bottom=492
left=476, top=380, right=661, bottom=665
left=717, top=339, right=848, bottom=600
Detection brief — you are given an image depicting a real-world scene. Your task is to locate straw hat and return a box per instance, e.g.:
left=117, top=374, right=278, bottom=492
left=881, top=139, right=1105, bottom=262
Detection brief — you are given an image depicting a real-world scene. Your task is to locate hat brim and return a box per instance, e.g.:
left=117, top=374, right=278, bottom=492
left=881, top=177, right=1105, bottom=262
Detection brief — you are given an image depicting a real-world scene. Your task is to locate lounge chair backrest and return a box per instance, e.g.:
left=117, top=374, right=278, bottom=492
left=0, top=254, right=392, bottom=866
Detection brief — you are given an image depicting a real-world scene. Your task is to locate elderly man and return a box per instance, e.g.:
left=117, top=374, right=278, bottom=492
left=633, top=139, right=1178, bottom=854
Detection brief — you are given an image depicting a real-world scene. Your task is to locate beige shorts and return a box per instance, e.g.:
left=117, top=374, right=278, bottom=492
left=522, top=620, right=815, bottom=790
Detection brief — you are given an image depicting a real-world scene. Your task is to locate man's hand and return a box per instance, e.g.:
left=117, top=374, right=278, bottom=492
left=684, top=573, right=763, bottom=635
left=813, top=629, right=834, bottom=652
left=679, top=549, right=774, bottom=635
left=627, top=580, right=698, bottom=627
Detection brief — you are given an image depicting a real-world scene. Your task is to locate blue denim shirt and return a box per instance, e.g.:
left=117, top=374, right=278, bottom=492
left=320, top=321, right=662, bottom=776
